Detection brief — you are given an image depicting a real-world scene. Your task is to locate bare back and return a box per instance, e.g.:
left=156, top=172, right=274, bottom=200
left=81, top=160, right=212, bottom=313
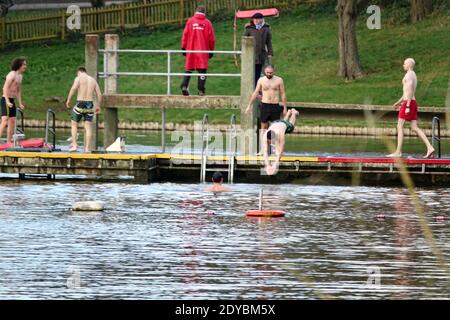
left=402, top=70, right=417, bottom=100
left=2, top=71, right=22, bottom=98
left=259, top=76, right=284, bottom=104
left=76, top=74, right=98, bottom=101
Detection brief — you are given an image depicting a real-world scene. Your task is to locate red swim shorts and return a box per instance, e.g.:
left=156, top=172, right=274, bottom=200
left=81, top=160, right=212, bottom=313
left=398, top=100, right=418, bottom=121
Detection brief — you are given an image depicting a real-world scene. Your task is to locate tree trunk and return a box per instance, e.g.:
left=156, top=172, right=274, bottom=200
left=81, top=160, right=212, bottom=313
left=337, top=0, right=368, bottom=80
left=411, top=0, right=433, bottom=23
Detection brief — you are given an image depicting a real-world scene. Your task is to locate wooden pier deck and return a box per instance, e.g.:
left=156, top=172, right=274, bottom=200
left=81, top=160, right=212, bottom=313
left=1, top=151, right=450, bottom=186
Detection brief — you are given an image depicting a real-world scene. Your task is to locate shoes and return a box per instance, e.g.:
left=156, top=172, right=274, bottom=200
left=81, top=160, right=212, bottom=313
left=181, top=86, right=189, bottom=96
left=198, top=91, right=205, bottom=96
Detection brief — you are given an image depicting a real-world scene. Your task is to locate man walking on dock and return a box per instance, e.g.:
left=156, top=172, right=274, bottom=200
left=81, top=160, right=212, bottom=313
left=66, top=67, right=102, bottom=153
left=387, top=58, right=434, bottom=158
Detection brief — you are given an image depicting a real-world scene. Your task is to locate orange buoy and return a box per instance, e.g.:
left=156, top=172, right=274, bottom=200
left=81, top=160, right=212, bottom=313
left=246, top=210, right=286, bottom=217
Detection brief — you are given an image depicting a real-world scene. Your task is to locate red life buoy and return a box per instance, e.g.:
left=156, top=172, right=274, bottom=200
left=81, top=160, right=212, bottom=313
left=245, top=210, right=286, bottom=217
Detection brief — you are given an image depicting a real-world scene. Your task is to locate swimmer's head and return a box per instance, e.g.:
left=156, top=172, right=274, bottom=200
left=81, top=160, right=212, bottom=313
left=264, top=65, right=274, bottom=79
left=212, top=171, right=223, bottom=184
left=403, top=58, right=415, bottom=71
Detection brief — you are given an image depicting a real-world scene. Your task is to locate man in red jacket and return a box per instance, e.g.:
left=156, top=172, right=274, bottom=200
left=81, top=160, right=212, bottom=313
left=180, top=6, right=215, bottom=96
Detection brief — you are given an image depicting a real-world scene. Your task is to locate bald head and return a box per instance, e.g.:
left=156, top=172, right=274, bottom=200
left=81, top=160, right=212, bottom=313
left=403, top=58, right=416, bottom=71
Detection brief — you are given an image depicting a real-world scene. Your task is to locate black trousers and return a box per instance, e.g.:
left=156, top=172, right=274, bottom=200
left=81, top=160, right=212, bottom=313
left=255, top=64, right=263, bottom=88
left=181, top=69, right=207, bottom=92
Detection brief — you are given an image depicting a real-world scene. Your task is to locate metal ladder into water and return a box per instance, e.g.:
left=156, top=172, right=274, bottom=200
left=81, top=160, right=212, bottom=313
left=12, top=108, right=25, bottom=147
left=200, top=114, right=237, bottom=183
left=431, top=116, right=441, bottom=158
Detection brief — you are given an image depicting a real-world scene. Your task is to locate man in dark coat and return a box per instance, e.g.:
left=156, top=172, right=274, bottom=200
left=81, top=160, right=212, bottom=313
left=180, top=6, right=216, bottom=96
left=243, top=12, right=273, bottom=87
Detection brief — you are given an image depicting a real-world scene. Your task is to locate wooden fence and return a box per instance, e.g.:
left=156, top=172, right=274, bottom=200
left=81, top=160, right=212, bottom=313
left=0, top=0, right=303, bottom=48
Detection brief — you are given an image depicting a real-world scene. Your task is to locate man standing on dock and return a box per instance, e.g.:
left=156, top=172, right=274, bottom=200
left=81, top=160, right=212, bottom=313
left=1, top=58, right=27, bottom=145
left=66, top=67, right=102, bottom=153
left=387, top=58, right=434, bottom=158
left=180, top=6, right=216, bottom=96
left=245, top=65, right=287, bottom=153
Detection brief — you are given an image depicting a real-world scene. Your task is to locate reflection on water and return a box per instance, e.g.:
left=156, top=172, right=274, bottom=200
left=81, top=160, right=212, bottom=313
left=0, top=182, right=448, bottom=299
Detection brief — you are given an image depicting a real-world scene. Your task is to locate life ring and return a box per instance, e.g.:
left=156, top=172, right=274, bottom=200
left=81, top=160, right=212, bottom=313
left=245, top=210, right=286, bottom=217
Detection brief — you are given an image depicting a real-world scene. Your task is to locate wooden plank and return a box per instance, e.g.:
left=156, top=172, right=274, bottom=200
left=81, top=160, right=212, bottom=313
left=104, top=94, right=240, bottom=109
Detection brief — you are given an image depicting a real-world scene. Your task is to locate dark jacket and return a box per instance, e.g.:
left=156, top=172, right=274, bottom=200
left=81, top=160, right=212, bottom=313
left=243, top=22, right=273, bottom=65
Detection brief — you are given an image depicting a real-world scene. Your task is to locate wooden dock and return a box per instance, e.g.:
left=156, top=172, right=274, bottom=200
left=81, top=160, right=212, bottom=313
left=1, top=151, right=450, bottom=186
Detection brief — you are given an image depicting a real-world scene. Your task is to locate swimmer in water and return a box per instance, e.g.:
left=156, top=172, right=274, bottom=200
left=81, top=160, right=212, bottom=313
left=205, top=171, right=231, bottom=193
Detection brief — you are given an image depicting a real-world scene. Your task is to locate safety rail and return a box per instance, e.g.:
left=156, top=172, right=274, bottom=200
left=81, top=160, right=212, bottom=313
left=13, top=108, right=25, bottom=147
left=431, top=116, right=441, bottom=158
left=98, top=49, right=242, bottom=95
left=228, top=114, right=237, bottom=184
left=45, top=108, right=56, bottom=151
left=200, top=113, right=209, bottom=183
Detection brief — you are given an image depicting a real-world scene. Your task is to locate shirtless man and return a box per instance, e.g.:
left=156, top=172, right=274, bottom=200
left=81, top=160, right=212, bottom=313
left=263, top=108, right=299, bottom=175
left=245, top=65, right=287, bottom=152
left=387, top=58, right=434, bottom=158
left=1, top=58, right=27, bottom=144
left=66, top=67, right=102, bottom=153
left=205, top=171, right=231, bottom=193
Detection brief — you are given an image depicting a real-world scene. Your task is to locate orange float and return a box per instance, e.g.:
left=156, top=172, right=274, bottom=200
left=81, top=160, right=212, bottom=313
left=245, top=210, right=286, bottom=217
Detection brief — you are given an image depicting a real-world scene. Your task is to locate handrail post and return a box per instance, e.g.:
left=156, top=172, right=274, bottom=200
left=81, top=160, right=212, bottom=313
left=161, top=107, right=166, bottom=153
left=240, top=36, right=256, bottom=155
left=432, top=116, right=441, bottom=158
left=85, top=34, right=99, bottom=150
left=104, top=34, right=120, bottom=149
left=200, top=114, right=208, bottom=182
left=167, top=51, right=171, bottom=95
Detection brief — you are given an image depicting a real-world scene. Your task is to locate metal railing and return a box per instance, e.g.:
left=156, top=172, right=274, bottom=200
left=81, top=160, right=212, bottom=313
left=13, top=108, right=25, bottom=147
left=431, top=116, right=441, bottom=158
left=228, top=114, right=237, bottom=184
left=45, top=108, right=56, bottom=151
left=200, top=113, right=209, bottom=183
left=98, top=49, right=242, bottom=95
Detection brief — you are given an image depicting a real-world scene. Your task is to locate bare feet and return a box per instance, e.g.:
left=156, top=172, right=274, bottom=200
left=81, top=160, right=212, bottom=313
left=69, top=144, right=78, bottom=152
left=386, top=153, right=402, bottom=158
left=424, top=148, right=435, bottom=159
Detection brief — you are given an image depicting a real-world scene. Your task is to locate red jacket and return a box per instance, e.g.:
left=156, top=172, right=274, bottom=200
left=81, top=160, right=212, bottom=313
left=181, top=13, right=215, bottom=70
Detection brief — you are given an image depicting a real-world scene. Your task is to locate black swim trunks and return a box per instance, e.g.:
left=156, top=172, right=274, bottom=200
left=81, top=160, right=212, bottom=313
left=71, top=101, right=94, bottom=122
left=260, top=103, right=282, bottom=123
left=1, top=97, right=17, bottom=118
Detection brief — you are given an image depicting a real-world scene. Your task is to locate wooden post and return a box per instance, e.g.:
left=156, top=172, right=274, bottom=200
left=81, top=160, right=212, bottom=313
left=85, top=34, right=99, bottom=150
left=121, top=4, right=126, bottom=29
left=179, top=0, right=184, bottom=24
left=104, top=34, right=119, bottom=149
left=240, top=36, right=256, bottom=155
left=61, top=11, right=66, bottom=40
left=0, top=17, right=5, bottom=50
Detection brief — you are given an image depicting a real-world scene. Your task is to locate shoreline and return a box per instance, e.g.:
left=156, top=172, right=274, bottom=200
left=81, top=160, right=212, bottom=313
left=21, top=119, right=450, bottom=137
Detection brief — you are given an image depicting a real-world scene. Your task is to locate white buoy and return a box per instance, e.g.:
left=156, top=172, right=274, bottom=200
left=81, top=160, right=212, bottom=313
left=72, top=201, right=105, bottom=211
left=106, top=136, right=126, bottom=152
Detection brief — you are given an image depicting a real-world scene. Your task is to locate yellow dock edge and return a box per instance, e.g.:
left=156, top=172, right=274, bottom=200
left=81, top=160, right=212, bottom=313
left=0, top=151, right=319, bottom=163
